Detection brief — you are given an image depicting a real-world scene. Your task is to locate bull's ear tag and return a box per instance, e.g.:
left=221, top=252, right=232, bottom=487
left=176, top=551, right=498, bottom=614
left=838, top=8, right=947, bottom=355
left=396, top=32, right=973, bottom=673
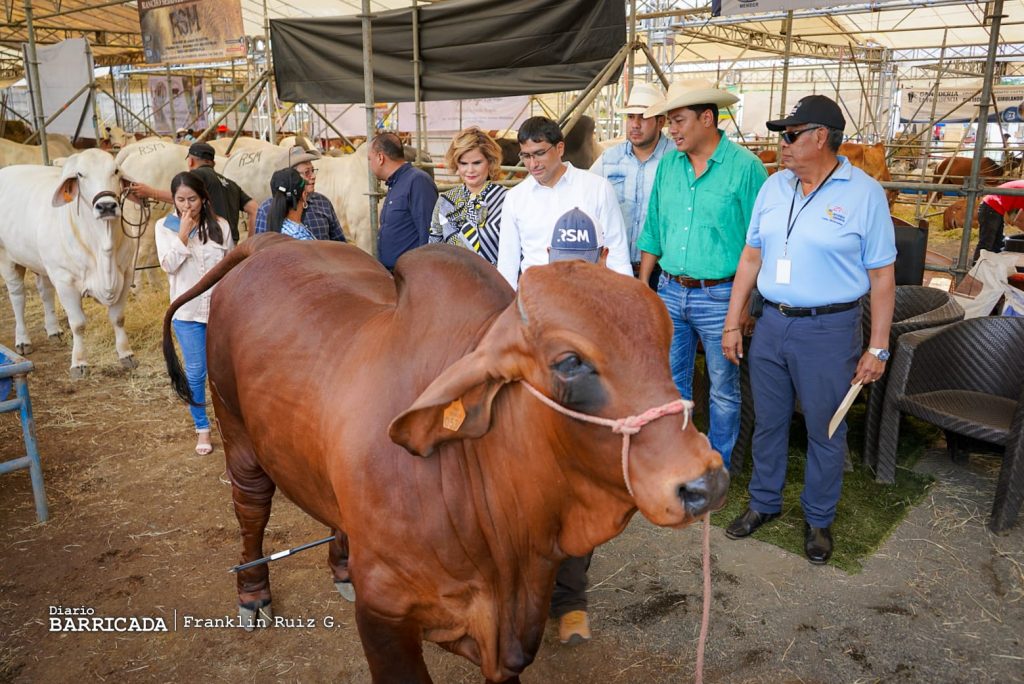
left=63, top=188, right=73, bottom=202
left=442, top=399, right=466, bottom=431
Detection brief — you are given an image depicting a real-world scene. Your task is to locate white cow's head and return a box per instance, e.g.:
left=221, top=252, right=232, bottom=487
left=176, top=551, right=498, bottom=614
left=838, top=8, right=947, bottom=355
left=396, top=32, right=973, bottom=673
left=50, top=149, right=136, bottom=305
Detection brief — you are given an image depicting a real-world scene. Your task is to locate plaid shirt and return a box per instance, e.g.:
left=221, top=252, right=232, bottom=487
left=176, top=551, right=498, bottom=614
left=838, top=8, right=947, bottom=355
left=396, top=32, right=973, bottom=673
left=254, top=192, right=346, bottom=241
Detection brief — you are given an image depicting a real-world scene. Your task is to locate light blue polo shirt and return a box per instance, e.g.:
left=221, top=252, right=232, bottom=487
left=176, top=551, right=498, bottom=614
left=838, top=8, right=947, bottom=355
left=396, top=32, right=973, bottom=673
left=746, top=157, right=896, bottom=307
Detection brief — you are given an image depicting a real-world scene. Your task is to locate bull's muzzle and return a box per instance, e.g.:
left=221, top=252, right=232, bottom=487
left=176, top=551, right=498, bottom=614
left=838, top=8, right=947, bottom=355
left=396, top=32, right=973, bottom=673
left=93, top=190, right=120, bottom=219
left=677, top=468, right=730, bottom=518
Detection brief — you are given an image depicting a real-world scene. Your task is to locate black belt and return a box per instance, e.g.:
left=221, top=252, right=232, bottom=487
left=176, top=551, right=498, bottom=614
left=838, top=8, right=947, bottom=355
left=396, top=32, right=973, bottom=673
left=765, top=299, right=859, bottom=317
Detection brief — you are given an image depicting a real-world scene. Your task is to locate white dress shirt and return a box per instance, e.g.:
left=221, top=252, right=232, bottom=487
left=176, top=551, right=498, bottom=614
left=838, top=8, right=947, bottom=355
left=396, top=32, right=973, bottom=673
left=496, top=162, right=632, bottom=289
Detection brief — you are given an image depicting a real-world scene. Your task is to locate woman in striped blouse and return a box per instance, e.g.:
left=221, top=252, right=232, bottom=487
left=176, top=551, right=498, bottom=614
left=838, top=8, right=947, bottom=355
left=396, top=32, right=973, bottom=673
left=429, top=127, right=507, bottom=265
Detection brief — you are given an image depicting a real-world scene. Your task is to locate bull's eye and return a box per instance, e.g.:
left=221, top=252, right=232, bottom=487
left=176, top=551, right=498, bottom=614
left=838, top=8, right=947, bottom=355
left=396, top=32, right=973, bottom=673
left=553, top=353, right=590, bottom=378
left=551, top=353, right=605, bottom=411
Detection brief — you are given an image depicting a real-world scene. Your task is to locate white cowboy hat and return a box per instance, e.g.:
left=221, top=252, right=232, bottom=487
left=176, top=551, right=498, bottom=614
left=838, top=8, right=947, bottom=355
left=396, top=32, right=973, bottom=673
left=644, top=79, right=739, bottom=118
left=619, top=82, right=666, bottom=115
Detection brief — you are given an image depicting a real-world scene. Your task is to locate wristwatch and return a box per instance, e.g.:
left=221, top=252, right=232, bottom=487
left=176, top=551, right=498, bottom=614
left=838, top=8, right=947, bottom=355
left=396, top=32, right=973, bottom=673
left=867, top=347, right=890, bottom=362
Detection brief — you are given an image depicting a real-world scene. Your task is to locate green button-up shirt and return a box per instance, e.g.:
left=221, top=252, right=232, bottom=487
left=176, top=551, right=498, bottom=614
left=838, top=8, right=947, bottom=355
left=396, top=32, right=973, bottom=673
left=638, top=131, right=767, bottom=279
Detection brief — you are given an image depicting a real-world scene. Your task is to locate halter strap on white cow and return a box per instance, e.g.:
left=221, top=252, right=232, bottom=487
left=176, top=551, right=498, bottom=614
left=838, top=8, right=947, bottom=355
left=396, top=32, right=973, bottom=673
left=518, top=380, right=693, bottom=498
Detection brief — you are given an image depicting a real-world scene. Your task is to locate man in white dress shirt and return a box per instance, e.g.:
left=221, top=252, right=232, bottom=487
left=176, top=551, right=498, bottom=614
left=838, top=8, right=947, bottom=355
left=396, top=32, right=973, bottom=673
left=497, top=116, right=631, bottom=289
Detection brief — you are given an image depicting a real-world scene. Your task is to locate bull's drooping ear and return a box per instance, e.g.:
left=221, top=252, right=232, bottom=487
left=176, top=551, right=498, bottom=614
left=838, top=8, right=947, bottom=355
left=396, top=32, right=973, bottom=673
left=51, top=157, right=79, bottom=208
left=389, top=304, right=528, bottom=458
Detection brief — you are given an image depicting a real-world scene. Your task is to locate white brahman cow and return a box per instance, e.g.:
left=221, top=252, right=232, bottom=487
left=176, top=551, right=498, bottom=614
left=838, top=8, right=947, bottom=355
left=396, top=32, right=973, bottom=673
left=0, top=135, right=77, bottom=168
left=114, top=137, right=175, bottom=166
left=0, top=149, right=139, bottom=376
left=221, top=139, right=374, bottom=252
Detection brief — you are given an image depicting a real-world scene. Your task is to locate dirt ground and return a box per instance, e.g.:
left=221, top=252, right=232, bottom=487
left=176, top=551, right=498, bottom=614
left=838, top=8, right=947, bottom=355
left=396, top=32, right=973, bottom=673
left=1, top=277, right=1022, bottom=684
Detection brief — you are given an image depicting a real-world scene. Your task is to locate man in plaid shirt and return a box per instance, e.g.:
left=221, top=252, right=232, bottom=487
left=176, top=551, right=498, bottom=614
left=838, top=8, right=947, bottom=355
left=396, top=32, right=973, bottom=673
left=255, top=146, right=347, bottom=242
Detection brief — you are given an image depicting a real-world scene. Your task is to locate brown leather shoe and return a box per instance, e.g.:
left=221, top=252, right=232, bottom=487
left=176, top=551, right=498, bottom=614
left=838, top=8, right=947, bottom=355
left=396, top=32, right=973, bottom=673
left=558, top=610, right=591, bottom=645
left=725, top=508, right=780, bottom=539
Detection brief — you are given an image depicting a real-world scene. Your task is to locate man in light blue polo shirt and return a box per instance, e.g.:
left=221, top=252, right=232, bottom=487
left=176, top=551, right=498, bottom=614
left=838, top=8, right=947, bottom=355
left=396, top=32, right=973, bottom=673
left=590, top=82, right=672, bottom=283
left=637, top=79, right=767, bottom=470
left=720, top=95, right=896, bottom=565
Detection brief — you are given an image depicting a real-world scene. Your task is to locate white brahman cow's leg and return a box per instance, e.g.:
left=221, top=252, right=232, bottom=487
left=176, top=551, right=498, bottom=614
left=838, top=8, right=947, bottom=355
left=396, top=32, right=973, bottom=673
left=108, top=267, right=137, bottom=368
left=0, top=257, right=33, bottom=354
left=34, top=273, right=63, bottom=339
left=53, top=280, right=89, bottom=378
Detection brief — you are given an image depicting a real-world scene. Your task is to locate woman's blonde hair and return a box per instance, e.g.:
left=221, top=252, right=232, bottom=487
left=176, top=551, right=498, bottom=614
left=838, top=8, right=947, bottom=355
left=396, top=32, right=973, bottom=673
left=445, top=126, right=502, bottom=180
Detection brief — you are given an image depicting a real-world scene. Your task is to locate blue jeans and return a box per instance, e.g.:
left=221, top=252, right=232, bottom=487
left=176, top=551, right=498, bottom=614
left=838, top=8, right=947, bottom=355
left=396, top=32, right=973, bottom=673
left=746, top=305, right=861, bottom=527
left=657, top=275, right=740, bottom=468
left=172, top=319, right=210, bottom=431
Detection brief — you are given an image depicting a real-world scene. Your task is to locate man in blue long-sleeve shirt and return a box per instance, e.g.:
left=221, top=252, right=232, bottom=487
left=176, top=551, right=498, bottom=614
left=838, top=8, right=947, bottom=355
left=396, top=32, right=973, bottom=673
left=369, top=132, right=438, bottom=270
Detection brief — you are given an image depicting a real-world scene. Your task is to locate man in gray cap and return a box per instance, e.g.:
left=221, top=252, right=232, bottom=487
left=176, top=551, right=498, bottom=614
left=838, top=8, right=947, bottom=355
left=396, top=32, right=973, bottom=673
left=720, top=94, right=895, bottom=565
left=131, top=141, right=258, bottom=242
left=254, top=146, right=346, bottom=241
left=544, top=207, right=609, bottom=648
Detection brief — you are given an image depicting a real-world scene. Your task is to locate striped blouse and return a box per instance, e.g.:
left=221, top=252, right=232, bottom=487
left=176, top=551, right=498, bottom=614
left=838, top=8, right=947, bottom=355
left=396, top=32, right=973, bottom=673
left=429, top=181, right=507, bottom=266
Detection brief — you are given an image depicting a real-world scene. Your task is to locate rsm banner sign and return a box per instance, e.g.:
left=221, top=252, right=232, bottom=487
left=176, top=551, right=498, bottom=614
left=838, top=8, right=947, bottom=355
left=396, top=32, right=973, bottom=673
left=138, top=0, right=247, bottom=64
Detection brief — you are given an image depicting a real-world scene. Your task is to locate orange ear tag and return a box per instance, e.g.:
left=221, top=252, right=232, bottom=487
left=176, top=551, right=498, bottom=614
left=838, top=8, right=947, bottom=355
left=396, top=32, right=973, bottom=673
left=63, top=188, right=73, bottom=202
left=442, top=399, right=466, bottom=432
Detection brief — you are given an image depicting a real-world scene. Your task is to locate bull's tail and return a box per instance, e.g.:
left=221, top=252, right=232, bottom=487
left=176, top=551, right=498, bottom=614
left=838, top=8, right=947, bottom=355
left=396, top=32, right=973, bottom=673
left=163, top=233, right=290, bottom=405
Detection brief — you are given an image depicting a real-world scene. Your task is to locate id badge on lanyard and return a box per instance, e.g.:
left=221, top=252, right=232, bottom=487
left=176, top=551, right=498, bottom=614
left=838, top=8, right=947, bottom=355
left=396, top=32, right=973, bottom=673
left=778, top=161, right=840, bottom=286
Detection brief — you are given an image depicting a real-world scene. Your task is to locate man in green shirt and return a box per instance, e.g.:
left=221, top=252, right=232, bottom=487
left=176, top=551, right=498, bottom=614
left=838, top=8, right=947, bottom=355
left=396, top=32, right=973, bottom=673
left=637, top=80, right=767, bottom=469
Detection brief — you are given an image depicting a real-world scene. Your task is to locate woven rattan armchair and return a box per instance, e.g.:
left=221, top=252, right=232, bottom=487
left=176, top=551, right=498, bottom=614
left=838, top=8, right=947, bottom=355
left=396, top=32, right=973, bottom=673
left=875, top=316, right=1024, bottom=533
left=861, top=286, right=965, bottom=474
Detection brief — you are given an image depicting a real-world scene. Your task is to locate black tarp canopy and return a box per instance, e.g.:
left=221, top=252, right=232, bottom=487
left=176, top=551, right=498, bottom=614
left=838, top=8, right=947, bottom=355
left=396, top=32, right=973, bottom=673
left=270, top=0, right=625, bottom=104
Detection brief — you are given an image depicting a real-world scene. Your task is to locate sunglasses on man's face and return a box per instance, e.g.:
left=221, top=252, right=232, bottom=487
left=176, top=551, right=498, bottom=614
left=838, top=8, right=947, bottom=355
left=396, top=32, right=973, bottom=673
left=780, top=126, right=823, bottom=144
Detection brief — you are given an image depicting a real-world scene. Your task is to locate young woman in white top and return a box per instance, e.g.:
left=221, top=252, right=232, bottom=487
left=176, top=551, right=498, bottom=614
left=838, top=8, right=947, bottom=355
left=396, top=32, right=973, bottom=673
left=156, top=171, right=234, bottom=455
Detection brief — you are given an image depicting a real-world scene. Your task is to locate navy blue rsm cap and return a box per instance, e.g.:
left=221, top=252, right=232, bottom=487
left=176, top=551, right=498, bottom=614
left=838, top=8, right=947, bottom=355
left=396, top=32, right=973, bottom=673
left=549, top=208, right=602, bottom=264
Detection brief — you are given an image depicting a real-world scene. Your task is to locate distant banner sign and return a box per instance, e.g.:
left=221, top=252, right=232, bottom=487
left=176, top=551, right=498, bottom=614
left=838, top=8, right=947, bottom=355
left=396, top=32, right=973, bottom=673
left=138, top=0, right=246, bottom=64
left=149, top=75, right=207, bottom=134
left=716, top=0, right=829, bottom=16
left=902, top=85, right=1024, bottom=123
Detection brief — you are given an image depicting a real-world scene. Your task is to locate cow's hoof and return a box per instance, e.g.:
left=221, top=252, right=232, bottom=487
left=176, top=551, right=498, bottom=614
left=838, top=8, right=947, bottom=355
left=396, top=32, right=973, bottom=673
left=15, top=343, right=32, bottom=355
left=239, top=599, right=273, bottom=631
left=69, top=365, right=88, bottom=380
left=119, top=355, right=139, bottom=370
left=334, top=580, right=356, bottom=603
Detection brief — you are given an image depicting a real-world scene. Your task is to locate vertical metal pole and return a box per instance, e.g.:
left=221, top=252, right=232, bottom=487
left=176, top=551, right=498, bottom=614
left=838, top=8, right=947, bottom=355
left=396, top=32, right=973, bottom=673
left=361, top=0, right=379, bottom=258
left=778, top=12, right=793, bottom=120
left=626, top=0, right=636, bottom=96
left=957, top=0, right=1004, bottom=280
left=110, top=70, right=122, bottom=128
left=263, top=0, right=276, bottom=143
left=15, top=375, right=47, bottom=523
left=412, top=0, right=424, bottom=163
left=22, top=0, right=49, bottom=165
left=166, top=66, right=176, bottom=133
left=914, top=30, right=947, bottom=222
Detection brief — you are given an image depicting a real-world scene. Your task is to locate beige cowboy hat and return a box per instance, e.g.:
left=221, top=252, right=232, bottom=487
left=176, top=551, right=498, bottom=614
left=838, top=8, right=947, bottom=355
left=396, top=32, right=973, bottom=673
left=644, top=79, right=739, bottom=118
left=287, top=144, right=321, bottom=167
left=619, top=82, right=666, bottom=115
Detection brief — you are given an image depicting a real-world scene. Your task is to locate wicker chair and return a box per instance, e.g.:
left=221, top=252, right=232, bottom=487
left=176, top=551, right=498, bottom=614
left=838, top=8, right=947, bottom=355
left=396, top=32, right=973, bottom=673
left=861, top=286, right=965, bottom=474
left=875, top=316, right=1024, bottom=533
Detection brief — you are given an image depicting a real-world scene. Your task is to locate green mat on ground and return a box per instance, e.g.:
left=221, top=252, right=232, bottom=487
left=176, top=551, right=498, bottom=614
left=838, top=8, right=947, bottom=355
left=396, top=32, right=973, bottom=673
left=702, top=404, right=937, bottom=574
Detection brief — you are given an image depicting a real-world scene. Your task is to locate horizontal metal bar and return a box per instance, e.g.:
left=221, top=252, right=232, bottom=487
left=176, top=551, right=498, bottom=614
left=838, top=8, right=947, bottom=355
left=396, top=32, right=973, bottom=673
left=0, top=455, right=30, bottom=475
left=0, top=360, right=33, bottom=378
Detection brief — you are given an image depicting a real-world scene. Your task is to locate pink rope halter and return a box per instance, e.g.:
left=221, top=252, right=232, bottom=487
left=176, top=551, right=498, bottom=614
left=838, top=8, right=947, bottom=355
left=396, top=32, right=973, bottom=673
left=518, top=380, right=692, bottom=498
left=518, top=380, right=713, bottom=684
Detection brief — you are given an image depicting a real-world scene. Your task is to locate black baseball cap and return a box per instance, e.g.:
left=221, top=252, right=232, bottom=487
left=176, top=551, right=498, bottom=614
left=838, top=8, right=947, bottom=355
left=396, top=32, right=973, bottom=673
left=766, top=95, right=845, bottom=132
left=187, top=141, right=216, bottom=161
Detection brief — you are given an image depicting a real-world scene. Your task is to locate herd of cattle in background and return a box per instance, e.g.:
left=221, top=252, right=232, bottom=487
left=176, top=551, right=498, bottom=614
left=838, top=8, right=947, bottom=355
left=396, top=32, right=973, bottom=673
left=0, top=115, right=1018, bottom=375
